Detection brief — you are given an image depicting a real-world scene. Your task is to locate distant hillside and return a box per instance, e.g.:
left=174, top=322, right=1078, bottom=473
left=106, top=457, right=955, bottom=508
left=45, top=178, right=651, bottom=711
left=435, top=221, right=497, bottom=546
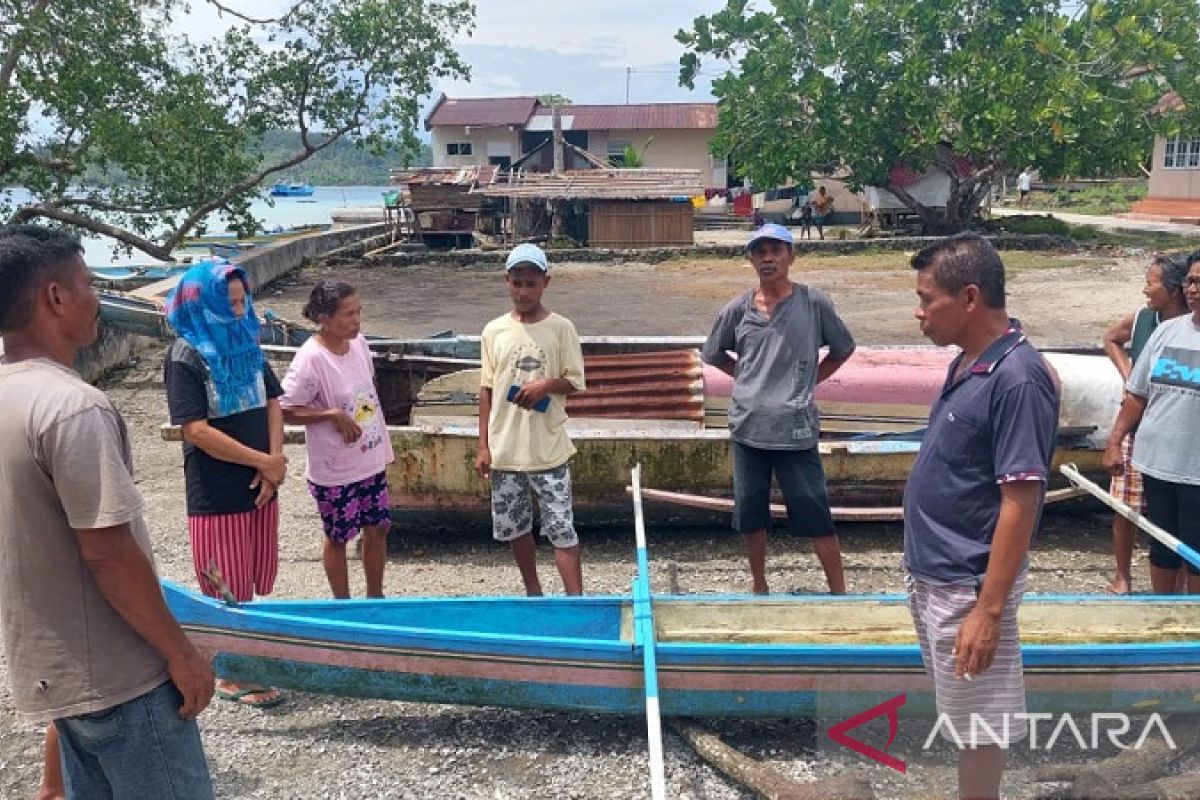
left=77, top=130, right=432, bottom=188
left=257, top=130, right=432, bottom=186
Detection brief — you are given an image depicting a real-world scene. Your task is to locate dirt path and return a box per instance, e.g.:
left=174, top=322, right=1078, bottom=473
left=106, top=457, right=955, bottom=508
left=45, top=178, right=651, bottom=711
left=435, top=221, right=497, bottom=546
left=264, top=247, right=1145, bottom=346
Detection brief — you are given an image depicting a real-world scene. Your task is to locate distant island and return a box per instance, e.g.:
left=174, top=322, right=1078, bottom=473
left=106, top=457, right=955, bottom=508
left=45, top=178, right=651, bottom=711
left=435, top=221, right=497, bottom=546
left=255, top=129, right=431, bottom=186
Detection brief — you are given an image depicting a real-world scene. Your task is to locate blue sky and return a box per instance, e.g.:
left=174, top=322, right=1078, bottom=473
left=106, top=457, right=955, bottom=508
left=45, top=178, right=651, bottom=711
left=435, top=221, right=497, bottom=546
left=179, top=0, right=727, bottom=107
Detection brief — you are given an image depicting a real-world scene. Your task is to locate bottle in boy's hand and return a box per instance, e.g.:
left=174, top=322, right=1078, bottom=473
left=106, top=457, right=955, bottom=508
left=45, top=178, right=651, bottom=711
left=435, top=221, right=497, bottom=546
left=508, top=384, right=551, bottom=412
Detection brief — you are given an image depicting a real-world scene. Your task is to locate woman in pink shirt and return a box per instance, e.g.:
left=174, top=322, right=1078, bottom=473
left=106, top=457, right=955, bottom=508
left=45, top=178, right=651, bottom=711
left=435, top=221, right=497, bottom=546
left=281, top=281, right=394, bottom=598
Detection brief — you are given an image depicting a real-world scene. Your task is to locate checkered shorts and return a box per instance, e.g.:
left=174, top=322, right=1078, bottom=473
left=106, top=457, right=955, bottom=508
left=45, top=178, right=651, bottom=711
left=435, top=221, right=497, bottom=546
left=490, top=465, right=578, bottom=548
left=1109, top=432, right=1144, bottom=512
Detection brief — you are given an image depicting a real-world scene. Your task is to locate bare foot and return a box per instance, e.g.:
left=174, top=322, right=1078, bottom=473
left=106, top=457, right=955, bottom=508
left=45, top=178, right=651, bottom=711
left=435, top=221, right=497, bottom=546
left=1107, top=576, right=1131, bottom=595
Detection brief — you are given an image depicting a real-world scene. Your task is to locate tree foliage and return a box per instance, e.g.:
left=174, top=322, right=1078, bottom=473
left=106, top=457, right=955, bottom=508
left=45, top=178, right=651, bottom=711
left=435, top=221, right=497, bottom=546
left=678, top=0, right=1200, bottom=231
left=0, top=0, right=471, bottom=257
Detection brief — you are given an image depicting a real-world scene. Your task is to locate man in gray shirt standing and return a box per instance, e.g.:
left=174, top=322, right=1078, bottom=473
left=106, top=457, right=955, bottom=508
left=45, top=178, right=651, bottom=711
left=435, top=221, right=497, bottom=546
left=702, top=223, right=856, bottom=594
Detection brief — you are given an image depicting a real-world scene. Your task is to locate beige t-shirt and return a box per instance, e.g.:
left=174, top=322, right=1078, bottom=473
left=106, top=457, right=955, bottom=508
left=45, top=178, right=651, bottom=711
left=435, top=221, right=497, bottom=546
left=0, top=358, right=167, bottom=724
left=480, top=312, right=586, bottom=471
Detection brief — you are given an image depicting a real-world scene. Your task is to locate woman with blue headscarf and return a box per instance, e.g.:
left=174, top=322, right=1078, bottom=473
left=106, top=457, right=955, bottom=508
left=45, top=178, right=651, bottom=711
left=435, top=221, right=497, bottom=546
left=164, top=258, right=286, bottom=707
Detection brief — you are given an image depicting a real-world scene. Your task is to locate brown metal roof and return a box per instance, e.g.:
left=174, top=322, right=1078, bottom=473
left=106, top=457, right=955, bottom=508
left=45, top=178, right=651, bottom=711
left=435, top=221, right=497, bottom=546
left=526, top=103, right=717, bottom=131
left=425, top=96, right=540, bottom=129
left=476, top=168, right=704, bottom=200
left=389, top=165, right=498, bottom=187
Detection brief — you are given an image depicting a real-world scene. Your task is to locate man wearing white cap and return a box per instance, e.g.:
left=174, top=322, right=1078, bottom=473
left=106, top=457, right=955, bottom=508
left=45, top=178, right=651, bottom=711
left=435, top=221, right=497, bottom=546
left=702, top=224, right=856, bottom=594
left=475, top=244, right=587, bottom=596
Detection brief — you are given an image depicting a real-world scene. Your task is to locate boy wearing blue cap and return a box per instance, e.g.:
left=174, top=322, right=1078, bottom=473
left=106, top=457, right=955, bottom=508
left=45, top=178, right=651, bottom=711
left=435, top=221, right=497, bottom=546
left=475, top=244, right=587, bottom=595
left=702, top=224, right=856, bottom=594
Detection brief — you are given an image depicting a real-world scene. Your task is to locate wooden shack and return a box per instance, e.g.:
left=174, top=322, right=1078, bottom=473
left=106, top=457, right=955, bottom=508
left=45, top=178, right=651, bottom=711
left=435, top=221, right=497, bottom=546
left=477, top=168, right=702, bottom=248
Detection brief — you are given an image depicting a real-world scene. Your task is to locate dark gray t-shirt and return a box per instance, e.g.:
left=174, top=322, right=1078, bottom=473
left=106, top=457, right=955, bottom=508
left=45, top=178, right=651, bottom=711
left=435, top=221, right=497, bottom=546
left=701, top=283, right=856, bottom=450
left=1128, top=315, right=1200, bottom=486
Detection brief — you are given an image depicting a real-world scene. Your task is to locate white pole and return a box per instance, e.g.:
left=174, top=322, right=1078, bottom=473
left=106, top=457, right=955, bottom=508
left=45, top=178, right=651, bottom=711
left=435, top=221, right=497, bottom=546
left=631, top=465, right=667, bottom=800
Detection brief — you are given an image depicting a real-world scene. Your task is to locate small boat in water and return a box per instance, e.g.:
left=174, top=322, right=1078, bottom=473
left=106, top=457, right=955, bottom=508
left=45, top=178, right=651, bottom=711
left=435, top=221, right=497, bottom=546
left=163, top=580, right=1200, bottom=718
left=89, top=264, right=191, bottom=290
left=269, top=180, right=315, bottom=197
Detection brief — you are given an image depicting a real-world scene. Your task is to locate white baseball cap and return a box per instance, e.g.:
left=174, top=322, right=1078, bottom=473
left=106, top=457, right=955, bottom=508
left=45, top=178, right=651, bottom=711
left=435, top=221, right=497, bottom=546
left=505, top=243, right=549, bottom=272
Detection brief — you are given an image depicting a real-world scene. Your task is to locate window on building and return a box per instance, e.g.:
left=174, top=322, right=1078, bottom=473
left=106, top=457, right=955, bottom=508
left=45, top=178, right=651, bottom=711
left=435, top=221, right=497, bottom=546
left=607, top=141, right=631, bottom=167
left=446, top=142, right=473, bottom=156
left=1164, top=135, right=1200, bottom=169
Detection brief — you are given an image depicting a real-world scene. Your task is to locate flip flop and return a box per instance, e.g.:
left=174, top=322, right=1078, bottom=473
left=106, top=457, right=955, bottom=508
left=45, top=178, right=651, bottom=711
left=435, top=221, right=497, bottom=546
left=216, top=686, right=285, bottom=708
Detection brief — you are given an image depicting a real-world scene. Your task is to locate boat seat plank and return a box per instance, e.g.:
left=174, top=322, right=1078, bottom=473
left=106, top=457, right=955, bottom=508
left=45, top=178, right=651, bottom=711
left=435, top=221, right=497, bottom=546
left=619, top=600, right=1200, bottom=645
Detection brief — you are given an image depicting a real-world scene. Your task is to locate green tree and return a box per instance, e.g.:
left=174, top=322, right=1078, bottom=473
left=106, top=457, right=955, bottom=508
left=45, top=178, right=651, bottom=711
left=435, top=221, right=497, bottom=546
left=537, top=93, right=572, bottom=106
left=1, top=0, right=471, bottom=258
left=678, top=0, right=1200, bottom=232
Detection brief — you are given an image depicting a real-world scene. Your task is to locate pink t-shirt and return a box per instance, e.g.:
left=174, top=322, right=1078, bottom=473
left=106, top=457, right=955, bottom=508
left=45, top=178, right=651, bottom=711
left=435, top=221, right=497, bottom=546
left=280, top=334, right=394, bottom=487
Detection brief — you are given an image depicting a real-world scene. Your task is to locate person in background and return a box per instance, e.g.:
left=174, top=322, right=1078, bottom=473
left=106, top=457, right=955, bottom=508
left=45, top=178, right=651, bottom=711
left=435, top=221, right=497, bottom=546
left=811, top=186, right=834, bottom=239
left=281, top=280, right=395, bottom=599
left=903, top=233, right=1060, bottom=800
left=1017, top=166, right=1033, bottom=209
left=0, top=224, right=214, bottom=798
left=164, top=259, right=286, bottom=708
left=702, top=223, right=855, bottom=595
left=1104, top=252, right=1200, bottom=594
left=475, top=244, right=586, bottom=596
left=1100, top=254, right=1190, bottom=593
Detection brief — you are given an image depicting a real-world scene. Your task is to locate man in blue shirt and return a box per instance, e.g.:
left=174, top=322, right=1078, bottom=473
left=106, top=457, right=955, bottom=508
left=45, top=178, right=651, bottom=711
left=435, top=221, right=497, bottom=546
left=904, top=234, right=1059, bottom=800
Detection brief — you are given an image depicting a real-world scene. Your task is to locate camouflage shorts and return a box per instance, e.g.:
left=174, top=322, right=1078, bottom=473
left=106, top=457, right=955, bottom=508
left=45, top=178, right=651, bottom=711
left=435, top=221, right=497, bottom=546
left=490, top=465, right=578, bottom=548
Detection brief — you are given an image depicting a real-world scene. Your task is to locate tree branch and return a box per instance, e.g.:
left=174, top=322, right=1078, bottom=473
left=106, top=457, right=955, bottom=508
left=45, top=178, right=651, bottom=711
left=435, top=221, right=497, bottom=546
left=158, top=124, right=356, bottom=252
left=203, top=0, right=312, bottom=25
left=0, top=0, right=52, bottom=93
left=9, top=203, right=175, bottom=261
left=57, top=196, right=195, bottom=215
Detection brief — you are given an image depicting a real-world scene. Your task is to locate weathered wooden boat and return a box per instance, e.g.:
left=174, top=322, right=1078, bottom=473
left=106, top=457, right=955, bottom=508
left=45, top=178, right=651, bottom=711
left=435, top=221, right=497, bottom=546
left=162, top=580, right=1200, bottom=718
left=146, top=327, right=1119, bottom=526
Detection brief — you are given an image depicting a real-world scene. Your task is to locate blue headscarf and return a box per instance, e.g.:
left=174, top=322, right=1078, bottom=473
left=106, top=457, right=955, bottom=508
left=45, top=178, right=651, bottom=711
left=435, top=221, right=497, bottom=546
left=165, top=259, right=266, bottom=418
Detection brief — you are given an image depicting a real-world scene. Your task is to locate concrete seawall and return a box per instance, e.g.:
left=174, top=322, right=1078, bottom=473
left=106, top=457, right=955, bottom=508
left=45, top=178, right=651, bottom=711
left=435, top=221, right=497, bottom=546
left=73, top=223, right=389, bottom=382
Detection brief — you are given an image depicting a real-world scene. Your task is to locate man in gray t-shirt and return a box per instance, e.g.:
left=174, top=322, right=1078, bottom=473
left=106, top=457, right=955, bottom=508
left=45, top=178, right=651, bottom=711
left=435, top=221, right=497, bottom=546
left=0, top=225, right=215, bottom=799
left=701, top=223, right=856, bottom=594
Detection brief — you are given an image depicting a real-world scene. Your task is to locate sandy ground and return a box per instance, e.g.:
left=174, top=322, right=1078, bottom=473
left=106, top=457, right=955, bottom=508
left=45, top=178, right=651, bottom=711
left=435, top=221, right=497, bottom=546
left=0, top=246, right=1185, bottom=799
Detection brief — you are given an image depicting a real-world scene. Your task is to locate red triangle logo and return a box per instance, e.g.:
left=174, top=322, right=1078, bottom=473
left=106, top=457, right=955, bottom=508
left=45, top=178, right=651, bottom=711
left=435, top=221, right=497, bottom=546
left=827, top=693, right=907, bottom=773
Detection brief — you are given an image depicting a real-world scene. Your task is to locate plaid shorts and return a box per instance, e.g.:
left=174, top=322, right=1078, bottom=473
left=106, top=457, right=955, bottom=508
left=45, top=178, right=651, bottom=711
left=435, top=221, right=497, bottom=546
left=1109, top=432, right=1144, bottom=512
left=307, top=471, right=391, bottom=544
left=907, top=572, right=1028, bottom=747
left=490, top=465, right=578, bottom=548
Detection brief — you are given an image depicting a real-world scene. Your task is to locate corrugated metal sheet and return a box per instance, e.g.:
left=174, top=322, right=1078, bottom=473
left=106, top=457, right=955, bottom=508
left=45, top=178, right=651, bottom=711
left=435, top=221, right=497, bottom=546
left=425, top=96, right=539, bottom=129
left=565, top=350, right=704, bottom=422
left=412, top=350, right=706, bottom=424
left=527, top=103, right=717, bottom=131
left=390, top=165, right=498, bottom=187
left=477, top=168, right=704, bottom=200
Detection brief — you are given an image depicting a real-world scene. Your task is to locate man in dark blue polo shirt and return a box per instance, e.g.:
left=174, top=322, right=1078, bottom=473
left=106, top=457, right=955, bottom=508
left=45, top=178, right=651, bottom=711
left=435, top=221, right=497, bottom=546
left=903, top=234, right=1059, bottom=800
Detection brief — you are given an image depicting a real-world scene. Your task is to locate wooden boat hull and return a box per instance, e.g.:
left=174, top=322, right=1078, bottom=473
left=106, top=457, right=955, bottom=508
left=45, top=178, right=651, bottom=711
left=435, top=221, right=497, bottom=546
left=386, top=418, right=1105, bottom=529
left=163, top=581, right=1200, bottom=718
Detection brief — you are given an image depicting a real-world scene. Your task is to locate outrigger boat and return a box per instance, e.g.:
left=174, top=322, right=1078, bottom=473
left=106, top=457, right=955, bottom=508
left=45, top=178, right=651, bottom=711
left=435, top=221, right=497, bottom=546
left=163, top=468, right=1200, bottom=720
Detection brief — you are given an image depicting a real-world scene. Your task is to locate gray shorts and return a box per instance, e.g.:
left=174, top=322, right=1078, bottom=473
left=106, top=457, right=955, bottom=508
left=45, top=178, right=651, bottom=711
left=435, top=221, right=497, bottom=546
left=907, top=572, right=1028, bottom=747
left=490, top=465, right=579, bottom=548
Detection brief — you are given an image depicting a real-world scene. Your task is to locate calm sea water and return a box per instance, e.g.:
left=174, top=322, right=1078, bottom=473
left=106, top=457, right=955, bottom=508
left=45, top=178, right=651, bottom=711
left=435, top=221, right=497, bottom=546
left=1, top=185, right=392, bottom=265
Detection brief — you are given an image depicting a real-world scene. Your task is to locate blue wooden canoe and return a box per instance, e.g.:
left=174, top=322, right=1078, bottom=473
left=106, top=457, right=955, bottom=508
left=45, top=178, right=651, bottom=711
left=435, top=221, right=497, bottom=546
left=163, top=581, right=1200, bottom=718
